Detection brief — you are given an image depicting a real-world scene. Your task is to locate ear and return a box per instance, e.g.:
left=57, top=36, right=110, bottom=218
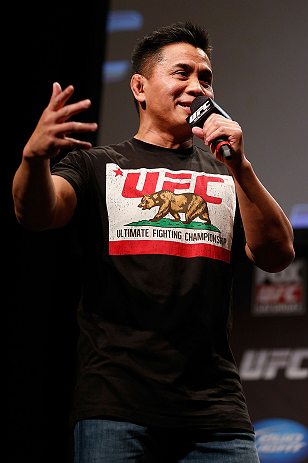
left=130, top=74, right=147, bottom=105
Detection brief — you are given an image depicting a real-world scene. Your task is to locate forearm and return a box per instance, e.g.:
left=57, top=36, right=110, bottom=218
left=193, top=113, right=294, bottom=271
left=230, top=159, right=295, bottom=272
left=13, top=155, right=57, bottom=231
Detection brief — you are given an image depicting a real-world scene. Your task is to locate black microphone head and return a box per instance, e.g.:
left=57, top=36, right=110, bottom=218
left=186, top=96, right=214, bottom=129
left=187, top=96, right=232, bottom=129
left=190, top=95, right=208, bottom=113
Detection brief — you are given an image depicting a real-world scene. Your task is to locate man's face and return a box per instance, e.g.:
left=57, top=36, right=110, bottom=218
left=140, top=42, right=214, bottom=141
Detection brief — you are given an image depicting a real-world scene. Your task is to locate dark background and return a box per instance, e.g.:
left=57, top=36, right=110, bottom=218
left=10, top=2, right=109, bottom=461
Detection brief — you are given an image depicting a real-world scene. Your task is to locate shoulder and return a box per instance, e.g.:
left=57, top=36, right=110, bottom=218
left=193, top=145, right=231, bottom=176
left=71, top=139, right=136, bottom=166
left=52, top=139, right=133, bottom=173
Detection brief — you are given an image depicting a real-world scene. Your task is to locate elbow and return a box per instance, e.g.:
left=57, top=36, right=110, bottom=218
left=279, top=243, right=296, bottom=271
left=270, top=231, right=296, bottom=272
left=265, top=245, right=295, bottom=273
left=246, top=240, right=295, bottom=273
left=14, top=208, right=53, bottom=232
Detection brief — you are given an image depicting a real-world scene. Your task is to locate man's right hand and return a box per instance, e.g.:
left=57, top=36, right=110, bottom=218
left=13, top=82, right=97, bottom=230
left=23, top=82, right=98, bottom=161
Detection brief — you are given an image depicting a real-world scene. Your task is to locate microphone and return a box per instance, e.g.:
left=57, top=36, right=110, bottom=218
left=186, top=96, right=232, bottom=160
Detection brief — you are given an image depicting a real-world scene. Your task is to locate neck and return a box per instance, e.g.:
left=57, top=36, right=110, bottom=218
left=134, top=124, right=193, bottom=150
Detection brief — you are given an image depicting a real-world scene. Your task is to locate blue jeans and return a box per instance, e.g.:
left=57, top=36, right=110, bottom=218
left=74, top=419, right=260, bottom=463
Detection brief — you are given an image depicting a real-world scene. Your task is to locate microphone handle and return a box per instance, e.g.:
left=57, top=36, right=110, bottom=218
left=212, top=136, right=232, bottom=160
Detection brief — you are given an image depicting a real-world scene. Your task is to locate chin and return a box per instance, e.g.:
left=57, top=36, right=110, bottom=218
left=171, top=125, right=193, bottom=143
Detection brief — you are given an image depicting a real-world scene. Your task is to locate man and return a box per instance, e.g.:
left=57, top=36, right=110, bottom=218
left=13, top=23, right=294, bottom=463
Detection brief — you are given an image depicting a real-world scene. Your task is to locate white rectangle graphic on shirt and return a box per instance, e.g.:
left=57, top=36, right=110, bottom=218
left=106, top=163, right=236, bottom=261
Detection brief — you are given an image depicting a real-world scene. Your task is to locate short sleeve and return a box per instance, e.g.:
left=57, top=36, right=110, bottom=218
left=51, top=150, right=91, bottom=207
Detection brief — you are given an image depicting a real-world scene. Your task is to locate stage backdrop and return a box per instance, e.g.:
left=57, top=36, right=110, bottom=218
left=98, top=0, right=308, bottom=219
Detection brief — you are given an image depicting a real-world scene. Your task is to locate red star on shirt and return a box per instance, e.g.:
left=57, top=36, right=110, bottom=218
left=114, top=168, right=123, bottom=177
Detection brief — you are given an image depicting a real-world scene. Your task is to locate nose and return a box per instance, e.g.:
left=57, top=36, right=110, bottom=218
left=185, top=76, right=213, bottom=99
left=186, top=77, right=206, bottom=97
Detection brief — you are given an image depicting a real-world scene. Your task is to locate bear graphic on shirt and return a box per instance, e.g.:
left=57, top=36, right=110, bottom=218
left=138, top=190, right=211, bottom=225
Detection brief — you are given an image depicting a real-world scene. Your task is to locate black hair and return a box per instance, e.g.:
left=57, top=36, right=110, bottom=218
left=131, top=21, right=212, bottom=78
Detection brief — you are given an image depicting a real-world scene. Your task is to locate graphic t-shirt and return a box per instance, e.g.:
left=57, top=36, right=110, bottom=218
left=51, top=138, right=253, bottom=433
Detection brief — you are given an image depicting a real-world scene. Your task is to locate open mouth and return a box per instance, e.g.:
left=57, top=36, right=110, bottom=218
left=178, top=103, right=191, bottom=114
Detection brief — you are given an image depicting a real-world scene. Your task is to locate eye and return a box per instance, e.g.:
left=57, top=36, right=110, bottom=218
left=200, top=80, right=212, bottom=88
left=175, top=70, right=188, bottom=78
left=199, top=74, right=212, bottom=87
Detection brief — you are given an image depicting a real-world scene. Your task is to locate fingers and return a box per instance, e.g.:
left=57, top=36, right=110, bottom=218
left=203, top=114, right=232, bottom=143
left=57, top=121, right=98, bottom=136
left=57, top=136, right=94, bottom=150
left=48, top=82, right=62, bottom=106
left=192, top=126, right=205, bottom=141
left=199, top=115, right=242, bottom=147
left=29, top=82, right=98, bottom=158
left=52, top=82, right=62, bottom=99
left=49, top=83, right=75, bottom=111
left=56, top=99, right=92, bottom=123
left=192, top=115, right=231, bottom=145
left=54, top=121, right=98, bottom=150
left=192, top=114, right=244, bottom=163
left=54, top=121, right=98, bottom=151
left=47, top=82, right=98, bottom=143
left=48, top=82, right=93, bottom=124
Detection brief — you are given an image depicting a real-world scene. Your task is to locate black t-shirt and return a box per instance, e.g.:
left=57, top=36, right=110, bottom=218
left=51, top=137, right=253, bottom=434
